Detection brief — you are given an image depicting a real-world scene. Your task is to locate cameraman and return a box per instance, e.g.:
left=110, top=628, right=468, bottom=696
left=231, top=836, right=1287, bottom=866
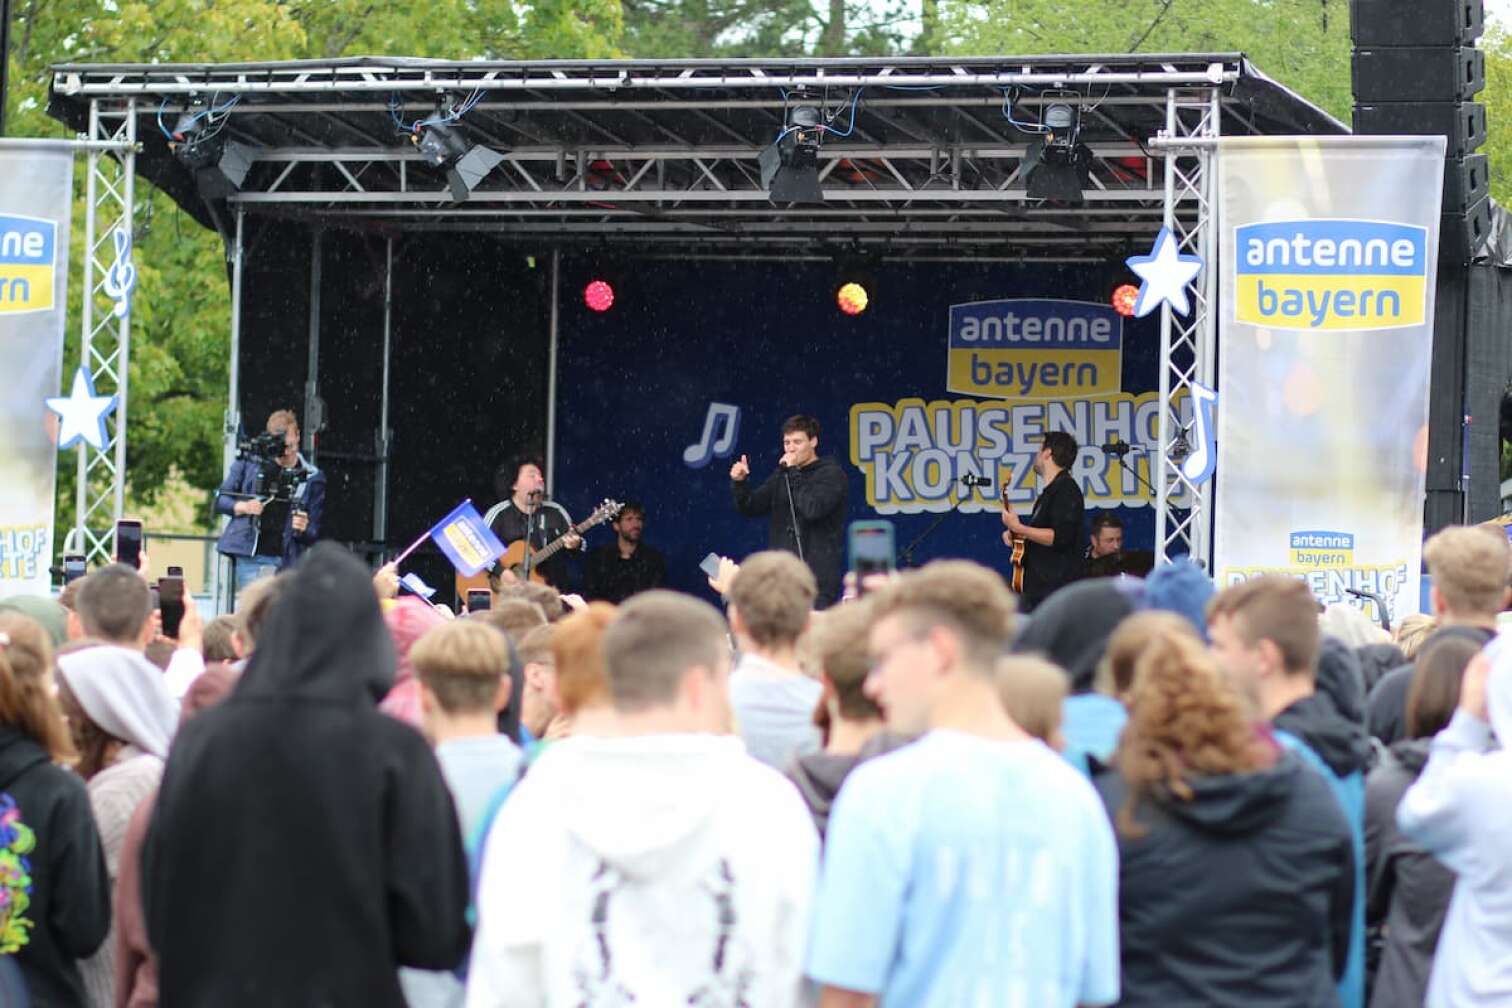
left=215, top=409, right=326, bottom=597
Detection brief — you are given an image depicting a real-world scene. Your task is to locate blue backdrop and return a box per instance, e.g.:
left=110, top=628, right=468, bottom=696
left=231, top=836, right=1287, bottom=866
left=554, top=258, right=1163, bottom=599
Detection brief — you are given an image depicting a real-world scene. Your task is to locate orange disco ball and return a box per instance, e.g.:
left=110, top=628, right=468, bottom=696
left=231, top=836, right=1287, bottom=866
left=837, top=281, right=869, bottom=316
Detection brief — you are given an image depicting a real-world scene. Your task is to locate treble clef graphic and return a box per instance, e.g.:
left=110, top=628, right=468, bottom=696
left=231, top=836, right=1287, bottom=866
left=102, top=226, right=137, bottom=320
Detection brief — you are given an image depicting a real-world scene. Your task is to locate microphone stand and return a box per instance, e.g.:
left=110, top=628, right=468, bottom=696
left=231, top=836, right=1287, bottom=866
left=1106, top=446, right=1160, bottom=499
left=897, top=480, right=981, bottom=569
left=782, top=465, right=805, bottom=562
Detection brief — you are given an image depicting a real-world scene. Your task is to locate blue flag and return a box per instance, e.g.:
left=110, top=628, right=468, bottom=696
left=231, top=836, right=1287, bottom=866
left=428, top=500, right=506, bottom=577
left=399, top=572, right=437, bottom=599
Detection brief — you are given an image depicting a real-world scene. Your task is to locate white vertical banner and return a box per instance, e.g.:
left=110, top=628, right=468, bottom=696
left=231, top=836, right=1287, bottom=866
left=0, top=149, right=73, bottom=597
left=1215, top=135, right=1446, bottom=624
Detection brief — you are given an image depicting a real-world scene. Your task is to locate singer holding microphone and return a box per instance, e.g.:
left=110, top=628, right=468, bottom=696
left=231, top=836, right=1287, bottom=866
left=731, top=414, right=848, bottom=607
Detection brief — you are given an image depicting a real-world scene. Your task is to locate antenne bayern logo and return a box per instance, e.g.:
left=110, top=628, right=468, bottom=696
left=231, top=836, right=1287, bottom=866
left=1233, top=219, right=1428, bottom=331
left=0, top=214, right=58, bottom=315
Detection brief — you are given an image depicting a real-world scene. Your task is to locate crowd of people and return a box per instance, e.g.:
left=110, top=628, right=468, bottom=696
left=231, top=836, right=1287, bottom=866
left=0, top=518, right=1509, bottom=1007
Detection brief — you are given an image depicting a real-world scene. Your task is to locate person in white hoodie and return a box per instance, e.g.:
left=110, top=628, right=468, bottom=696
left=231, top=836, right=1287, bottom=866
left=1397, top=630, right=1512, bottom=1007
left=465, top=590, right=819, bottom=1008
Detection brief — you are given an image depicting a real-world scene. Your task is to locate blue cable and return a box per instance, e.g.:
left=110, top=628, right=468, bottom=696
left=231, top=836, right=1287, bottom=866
left=1000, top=88, right=1048, bottom=134
left=822, top=89, right=862, bottom=138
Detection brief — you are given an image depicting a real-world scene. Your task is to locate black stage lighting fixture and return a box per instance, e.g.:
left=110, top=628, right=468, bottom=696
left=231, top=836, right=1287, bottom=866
left=412, top=119, right=506, bottom=204
left=1022, top=101, right=1093, bottom=206
left=170, top=108, right=255, bottom=198
left=760, top=100, right=825, bottom=204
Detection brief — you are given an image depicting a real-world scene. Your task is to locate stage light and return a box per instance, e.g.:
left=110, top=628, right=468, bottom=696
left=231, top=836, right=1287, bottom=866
left=584, top=279, right=615, bottom=313
left=837, top=282, right=869, bottom=316
left=1112, top=283, right=1140, bottom=317
left=411, top=117, right=506, bottom=204
left=170, top=106, right=255, bottom=198
left=759, top=97, right=825, bottom=204
left=1022, top=98, right=1092, bottom=206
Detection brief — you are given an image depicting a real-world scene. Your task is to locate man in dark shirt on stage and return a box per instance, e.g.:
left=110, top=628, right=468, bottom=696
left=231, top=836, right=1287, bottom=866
left=1002, top=430, right=1085, bottom=612
left=584, top=502, right=665, bottom=604
left=731, top=414, right=848, bottom=608
left=483, top=455, right=580, bottom=588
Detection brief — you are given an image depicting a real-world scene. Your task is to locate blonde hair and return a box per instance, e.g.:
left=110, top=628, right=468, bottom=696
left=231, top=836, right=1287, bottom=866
left=517, top=623, right=555, bottom=667
left=868, top=560, right=1018, bottom=671
left=811, top=600, right=881, bottom=721
left=265, top=409, right=298, bottom=434
left=995, top=656, right=1066, bottom=746
left=0, top=613, right=75, bottom=764
left=410, top=621, right=510, bottom=714
left=1423, top=525, right=1512, bottom=617
left=1393, top=612, right=1437, bottom=661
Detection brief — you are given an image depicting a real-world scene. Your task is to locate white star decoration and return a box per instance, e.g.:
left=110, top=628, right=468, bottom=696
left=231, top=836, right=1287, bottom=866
left=1126, top=227, right=1204, bottom=318
left=46, top=367, right=117, bottom=451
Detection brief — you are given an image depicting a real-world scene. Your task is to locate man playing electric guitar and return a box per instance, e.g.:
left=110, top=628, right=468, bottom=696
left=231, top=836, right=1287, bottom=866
left=1001, top=431, right=1086, bottom=613
left=483, top=454, right=581, bottom=588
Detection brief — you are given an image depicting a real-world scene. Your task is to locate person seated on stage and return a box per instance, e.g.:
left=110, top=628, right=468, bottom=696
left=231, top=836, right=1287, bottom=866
left=481, top=454, right=580, bottom=590
left=727, top=551, right=822, bottom=770
left=583, top=502, right=666, bottom=604
left=1085, top=513, right=1125, bottom=578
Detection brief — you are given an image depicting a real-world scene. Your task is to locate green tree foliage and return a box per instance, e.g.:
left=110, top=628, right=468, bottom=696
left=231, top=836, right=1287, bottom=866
left=2, top=0, right=623, bottom=534
left=939, top=0, right=1352, bottom=121
left=620, top=0, right=918, bottom=58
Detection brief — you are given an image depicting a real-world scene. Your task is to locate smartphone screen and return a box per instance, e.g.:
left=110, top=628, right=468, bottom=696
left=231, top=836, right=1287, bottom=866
left=699, top=552, right=722, bottom=580
left=467, top=589, right=492, bottom=613
left=115, top=520, right=143, bottom=570
left=158, top=576, right=186, bottom=639
left=848, top=520, right=895, bottom=588
left=63, top=554, right=87, bottom=584
left=166, top=565, right=184, bottom=578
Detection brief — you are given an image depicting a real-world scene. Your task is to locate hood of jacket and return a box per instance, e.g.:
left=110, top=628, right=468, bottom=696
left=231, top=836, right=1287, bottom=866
left=538, top=734, right=759, bottom=881
left=1145, top=749, right=1304, bottom=836
left=56, top=645, right=178, bottom=759
left=1273, top=689, right=1371, bottom=778
left=0, top=725, right=49, bottom=790
left=1356, top=642, right=1407, bottom=696
left=1316, top=634, right=1367, bottom=725
left=1385, top=736, right=1433, bottom=777
left=1013, top=577, right=1140, bottom=692
left=233, top=541, right=395, bottom=705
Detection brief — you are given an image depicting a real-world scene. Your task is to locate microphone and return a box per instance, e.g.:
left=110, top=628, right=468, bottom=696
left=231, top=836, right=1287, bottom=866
left=527, top=488, right=545, bottom=501
left=1102, top=440, right=1137, bottom=457
left=959, top=474, right=993, bottom=488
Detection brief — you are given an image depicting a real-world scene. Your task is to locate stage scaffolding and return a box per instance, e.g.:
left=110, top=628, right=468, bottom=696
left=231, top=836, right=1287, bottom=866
left=47, top=53, right=1343, bottom=570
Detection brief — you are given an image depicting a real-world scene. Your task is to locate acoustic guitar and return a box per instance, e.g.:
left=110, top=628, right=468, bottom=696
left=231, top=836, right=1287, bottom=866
left=454, top=498, right=623, bottom=600
left=1003, top=485, right=1026, bottom=593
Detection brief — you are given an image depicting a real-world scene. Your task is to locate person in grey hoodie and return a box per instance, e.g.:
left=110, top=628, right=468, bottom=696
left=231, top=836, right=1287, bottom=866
left=1398, top=630, right=1512, bottom=1006
left=1365, top=633, right=1478, bottom=1008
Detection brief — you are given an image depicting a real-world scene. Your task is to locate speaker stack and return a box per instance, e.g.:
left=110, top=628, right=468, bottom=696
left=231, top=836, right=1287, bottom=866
left=1352, top=0, right=1490, bottom=262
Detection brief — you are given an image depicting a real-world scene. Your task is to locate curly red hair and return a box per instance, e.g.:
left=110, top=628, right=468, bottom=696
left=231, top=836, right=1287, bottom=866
left=1113, top=628, right=1274, bottom=837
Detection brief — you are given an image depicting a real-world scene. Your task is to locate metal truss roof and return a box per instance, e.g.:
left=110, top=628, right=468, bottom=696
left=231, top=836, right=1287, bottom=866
left=48, top=54, right=1344, bottom=259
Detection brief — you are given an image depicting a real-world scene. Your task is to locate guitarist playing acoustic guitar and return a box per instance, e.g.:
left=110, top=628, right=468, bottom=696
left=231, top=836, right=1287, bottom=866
left=481, top=455, right=581, bottom=589
left=1001, top=431, right=1086, bottom=613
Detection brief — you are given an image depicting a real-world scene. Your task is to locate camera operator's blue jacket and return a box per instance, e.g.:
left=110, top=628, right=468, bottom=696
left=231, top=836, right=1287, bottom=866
left=214, top=454, right=326, bottom=569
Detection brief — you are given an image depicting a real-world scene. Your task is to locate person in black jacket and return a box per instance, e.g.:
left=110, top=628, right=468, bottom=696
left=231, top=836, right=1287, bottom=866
left=730, top=414, right=848, bottom=607
left=1001, top=430, right=1085, bottom=611
left=0, top=611, right=111, bottom=1008
left=141, top=543, right=470, bottom=1007
left=1094, top=626, right=1355, bottom=1007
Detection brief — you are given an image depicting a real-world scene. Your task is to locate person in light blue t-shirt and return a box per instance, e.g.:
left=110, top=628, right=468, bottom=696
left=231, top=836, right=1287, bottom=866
left=806, top=561, right=1120, bottom=1008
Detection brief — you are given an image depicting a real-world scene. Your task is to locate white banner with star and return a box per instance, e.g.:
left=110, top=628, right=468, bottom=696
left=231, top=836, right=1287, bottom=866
left=0, top=148, right=73, bottom=597
left=1213, top=135, right=1445, bottom=625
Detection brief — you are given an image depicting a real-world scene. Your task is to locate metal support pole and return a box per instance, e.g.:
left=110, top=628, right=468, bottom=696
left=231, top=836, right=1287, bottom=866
left=304, top=229, right=322, bottom=459
left=111, top=99, right=136, bottom=522
left=218, top=210, right=246, bottom=612
left=73, top=101, right=101, bottom=556
left=546, top=249, right=560, bottom=495
left=374, top=236, right=393, bottom=546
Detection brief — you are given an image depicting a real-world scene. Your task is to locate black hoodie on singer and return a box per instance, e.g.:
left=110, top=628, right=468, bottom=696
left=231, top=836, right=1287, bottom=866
left=142, top=543, right=470, bottom=1007
left=1095, top=750, right=1356, bottom=1007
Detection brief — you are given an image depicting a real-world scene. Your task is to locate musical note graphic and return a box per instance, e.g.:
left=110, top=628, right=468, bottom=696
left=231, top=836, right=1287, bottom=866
left=683, top=402, right=741, bottom=469
left=102, top=226, right=137, bottom=320
left=1181, top=381, right=1218, bottom=485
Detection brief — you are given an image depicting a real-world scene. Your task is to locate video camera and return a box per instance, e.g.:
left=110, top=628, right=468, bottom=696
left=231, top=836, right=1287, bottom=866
left=236, top=428, right=305, bottom=503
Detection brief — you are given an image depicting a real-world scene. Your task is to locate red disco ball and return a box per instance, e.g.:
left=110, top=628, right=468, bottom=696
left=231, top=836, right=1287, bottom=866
left=584, top=279, right=615, bottom=312
left=837, top=281, right=869, bottom=316
left=1111, top=283, right=1140, bottom=318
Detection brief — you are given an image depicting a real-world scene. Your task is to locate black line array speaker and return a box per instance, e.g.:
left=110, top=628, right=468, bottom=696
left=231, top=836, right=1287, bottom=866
left=1349, top=0, right=1483, bottom=46
left=1352, top=47, right=1485, bottom=102
left=1352, top=101, right=1487, bottom=157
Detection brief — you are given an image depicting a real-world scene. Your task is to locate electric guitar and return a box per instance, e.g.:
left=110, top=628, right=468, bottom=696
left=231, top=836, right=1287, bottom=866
left=454, top=499, right=623, bottom=599
left=1004, top=485, right=1027, bottom=593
